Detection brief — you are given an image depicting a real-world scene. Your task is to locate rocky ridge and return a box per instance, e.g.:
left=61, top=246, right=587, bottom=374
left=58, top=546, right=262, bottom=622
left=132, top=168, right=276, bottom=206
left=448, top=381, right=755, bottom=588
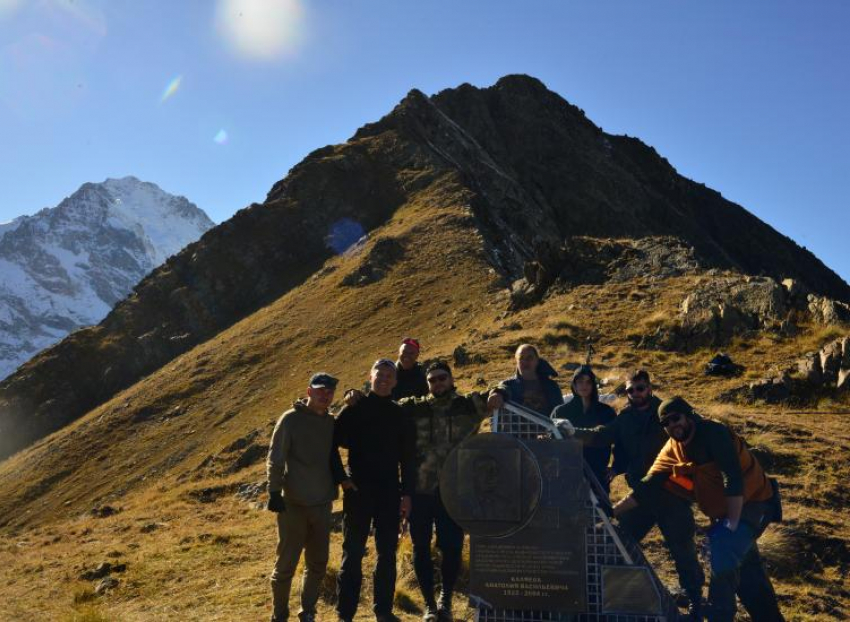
left=1, top=75, right=848, bottom=460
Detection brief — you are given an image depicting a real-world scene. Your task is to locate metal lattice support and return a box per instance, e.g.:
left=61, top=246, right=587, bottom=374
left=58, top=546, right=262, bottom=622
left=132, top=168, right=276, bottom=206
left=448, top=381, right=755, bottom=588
left=472, top=402, right=680, bottom=622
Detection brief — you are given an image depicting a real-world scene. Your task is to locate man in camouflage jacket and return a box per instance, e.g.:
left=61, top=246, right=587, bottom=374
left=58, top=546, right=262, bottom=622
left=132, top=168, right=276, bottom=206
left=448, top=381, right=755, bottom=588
left=399, top=361, right=494, bottom=621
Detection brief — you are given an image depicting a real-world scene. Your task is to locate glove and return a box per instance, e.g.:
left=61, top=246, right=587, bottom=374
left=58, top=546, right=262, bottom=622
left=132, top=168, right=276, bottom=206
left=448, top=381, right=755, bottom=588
left=267, top=491, right=287, bottom=513
left=555, top=418, right=576, bottom=437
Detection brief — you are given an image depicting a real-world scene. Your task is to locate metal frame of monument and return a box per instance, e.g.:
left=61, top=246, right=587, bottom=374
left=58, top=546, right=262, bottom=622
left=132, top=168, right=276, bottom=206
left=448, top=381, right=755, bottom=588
left=469, top=401, right=681, bottom=622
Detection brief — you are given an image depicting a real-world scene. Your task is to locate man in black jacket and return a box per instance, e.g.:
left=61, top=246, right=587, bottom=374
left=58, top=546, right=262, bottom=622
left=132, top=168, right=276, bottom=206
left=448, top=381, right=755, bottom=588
left=334, top=359, right=416, bottom=622
left=392, top=337, right=428, bottom=400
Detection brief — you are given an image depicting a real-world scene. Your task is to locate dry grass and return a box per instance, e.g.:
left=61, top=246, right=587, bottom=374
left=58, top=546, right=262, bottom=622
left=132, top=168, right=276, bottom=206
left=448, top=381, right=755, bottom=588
left=0, top=194, right=848, bottom=619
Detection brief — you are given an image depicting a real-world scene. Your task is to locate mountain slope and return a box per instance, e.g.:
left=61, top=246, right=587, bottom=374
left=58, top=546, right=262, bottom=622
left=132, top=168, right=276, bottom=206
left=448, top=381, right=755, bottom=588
left=1, top=75, right=847, bottom=462
left=0, top=76, right=847, bottom=620
left=0, top=177, right=213, bottom=380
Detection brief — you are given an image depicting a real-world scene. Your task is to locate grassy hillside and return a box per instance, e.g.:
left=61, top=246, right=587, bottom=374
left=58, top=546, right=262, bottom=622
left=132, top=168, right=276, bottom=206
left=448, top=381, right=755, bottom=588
left=0, top=173, right=848, bottom=620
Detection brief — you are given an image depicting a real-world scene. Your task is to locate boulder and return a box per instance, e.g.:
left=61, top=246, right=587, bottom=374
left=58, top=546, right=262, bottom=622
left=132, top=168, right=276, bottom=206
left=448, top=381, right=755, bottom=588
left=842, top=337, right=850, bottom=369
left=678, top=276, right=787, bottom=347
left=819, top=341, right=843, bottom=385
left=807, top=295, right=850, bottom=326
left=796, top=353, right=823, bottom=385
left=95, top=576, right=119, bottom=595
left=748, top=375, right=792, bottom=404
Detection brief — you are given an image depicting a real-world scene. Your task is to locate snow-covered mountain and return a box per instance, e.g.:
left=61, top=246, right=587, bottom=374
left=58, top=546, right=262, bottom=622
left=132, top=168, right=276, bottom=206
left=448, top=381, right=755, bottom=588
left=0, top=176, right=214, bottom=380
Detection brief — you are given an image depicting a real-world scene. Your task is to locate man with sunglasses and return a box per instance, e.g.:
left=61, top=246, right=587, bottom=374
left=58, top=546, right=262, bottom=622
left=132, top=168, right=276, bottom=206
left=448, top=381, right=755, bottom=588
left=334, top=359, right=416, bottom=622
left=560, top=370, right=704, bottom=618
left=614, top=397, right=783, bottom=622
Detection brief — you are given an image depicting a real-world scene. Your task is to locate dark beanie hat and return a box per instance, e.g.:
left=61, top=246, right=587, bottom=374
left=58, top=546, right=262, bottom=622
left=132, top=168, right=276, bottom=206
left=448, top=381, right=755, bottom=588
left=658, top=396, right=695, bottom=419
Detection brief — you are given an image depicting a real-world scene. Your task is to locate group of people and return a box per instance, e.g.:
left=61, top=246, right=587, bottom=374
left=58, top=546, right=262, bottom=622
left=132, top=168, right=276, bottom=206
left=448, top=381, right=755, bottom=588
left=265, top=339, right=784, bottom=622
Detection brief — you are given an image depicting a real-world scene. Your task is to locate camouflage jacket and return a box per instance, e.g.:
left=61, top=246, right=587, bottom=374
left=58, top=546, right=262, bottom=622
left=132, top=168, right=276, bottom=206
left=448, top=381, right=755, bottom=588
left=398, top=390, right=489, bottom=495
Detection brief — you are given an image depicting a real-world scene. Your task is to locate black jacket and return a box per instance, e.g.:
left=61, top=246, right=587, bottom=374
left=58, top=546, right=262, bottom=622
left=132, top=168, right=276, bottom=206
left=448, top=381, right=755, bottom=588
left=334, top=392, right=416, bottom=495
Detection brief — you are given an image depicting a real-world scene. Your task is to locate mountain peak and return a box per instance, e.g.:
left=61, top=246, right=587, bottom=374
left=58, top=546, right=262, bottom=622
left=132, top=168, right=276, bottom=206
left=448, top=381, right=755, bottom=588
left=0, top=178, right=213, bottom=382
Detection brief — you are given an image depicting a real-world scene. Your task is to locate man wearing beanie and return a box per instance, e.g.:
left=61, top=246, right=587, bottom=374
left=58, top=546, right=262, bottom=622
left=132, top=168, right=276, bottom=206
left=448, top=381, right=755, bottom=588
left=550, top=365, right=616, bottom=492
left=560, top=370, right=704, bottom=618
left=334, top=359, right=416, bottom=622
left=614, top=397, right=783, bottom=622
left=266, top=372, right=348, bottom=622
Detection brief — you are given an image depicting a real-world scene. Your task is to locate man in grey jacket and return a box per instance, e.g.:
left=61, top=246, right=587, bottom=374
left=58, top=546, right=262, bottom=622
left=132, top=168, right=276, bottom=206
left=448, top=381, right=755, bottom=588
left=266, top=372, right=350, bottom=622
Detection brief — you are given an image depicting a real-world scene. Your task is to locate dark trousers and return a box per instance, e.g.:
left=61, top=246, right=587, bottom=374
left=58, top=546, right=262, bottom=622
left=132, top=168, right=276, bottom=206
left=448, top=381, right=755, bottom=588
left=409, top=492, right=465, bottom=606
left=707, top=503, right=783, bottom=622
left=337, top=486, right=400, bottom=619
left=619, top=489, right=705, bottom=602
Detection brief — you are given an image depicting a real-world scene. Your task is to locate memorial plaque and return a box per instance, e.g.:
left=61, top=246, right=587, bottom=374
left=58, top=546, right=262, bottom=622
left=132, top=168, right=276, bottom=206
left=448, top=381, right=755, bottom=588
left=441, top=434, right=541, bottom=538
left=601, top=566, right=662, bottom=615
left=442, top=435, right=589, bottom=611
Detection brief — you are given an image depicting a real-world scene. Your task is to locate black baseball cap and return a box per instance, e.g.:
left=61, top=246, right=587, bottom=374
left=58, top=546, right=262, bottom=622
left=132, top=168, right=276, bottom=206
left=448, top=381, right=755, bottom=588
left=309, top=373, right=338, bottom=389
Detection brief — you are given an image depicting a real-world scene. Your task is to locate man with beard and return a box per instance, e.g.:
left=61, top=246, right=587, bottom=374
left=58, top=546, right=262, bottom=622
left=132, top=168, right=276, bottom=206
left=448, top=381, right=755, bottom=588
left=614, top=397, right=783, bottom=622
left=392, top=337, right=429, bottom=400
left=344, top=361, right=500, bottom=621
left=334, top=360, right=416, bottom=622
left=559, top=370, right=705, bottom=618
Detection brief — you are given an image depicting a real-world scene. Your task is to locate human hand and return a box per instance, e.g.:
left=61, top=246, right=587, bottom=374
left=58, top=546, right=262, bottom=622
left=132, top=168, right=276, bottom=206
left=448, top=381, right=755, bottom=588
left=267, top=491, right=286, bottom=513
left=344, top=389, right=364, bottom=407
left=486, top=392, right=504, bottom=411
left=556, top=418, right=575, bottom=437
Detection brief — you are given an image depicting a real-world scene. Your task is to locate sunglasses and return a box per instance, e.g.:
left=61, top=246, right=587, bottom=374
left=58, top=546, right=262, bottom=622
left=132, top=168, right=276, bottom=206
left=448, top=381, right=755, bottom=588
left=626, top=384, right=648, bottom=395
left=660, top=413, right=684, bottom=427
left=427, top=374, right=450, bottom=383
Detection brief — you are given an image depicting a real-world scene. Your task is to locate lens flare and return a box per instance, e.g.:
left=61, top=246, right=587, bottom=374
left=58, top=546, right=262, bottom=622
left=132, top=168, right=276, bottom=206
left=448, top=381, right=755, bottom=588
left=326, top=219, right=365, bottom=255
left=0, top=0, right=22, bottom=20
left=160, top=75, right=182, bottom=103
left=213, top=129, right=228, bottom=144
left=215, top=0, right=305, bottom=61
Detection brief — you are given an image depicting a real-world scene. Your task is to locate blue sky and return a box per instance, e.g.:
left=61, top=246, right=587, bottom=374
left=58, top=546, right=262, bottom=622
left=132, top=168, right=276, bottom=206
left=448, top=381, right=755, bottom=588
left=1, top=0, right=848, bottom=281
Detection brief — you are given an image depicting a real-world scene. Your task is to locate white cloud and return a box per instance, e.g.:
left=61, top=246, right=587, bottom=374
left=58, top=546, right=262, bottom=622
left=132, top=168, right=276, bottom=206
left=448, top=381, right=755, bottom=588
left=215, top=0, right=306, bottom=61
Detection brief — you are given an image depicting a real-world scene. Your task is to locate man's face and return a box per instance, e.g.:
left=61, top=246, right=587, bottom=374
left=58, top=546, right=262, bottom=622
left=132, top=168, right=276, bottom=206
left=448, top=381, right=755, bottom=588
left=398, top=344, right=419, bottom=370
left=574, top=375, right=594, bottom=399
left=370, top=365, right=397, bottom=397
left=427, top=369, right=453, bottom=397
left=516, top=346, right=539, bottom=377
left=661, top=412, right=693, bottom=442
left=625, top=379, right=652, bottom=408
left=306, top=386, right=335, bottom=412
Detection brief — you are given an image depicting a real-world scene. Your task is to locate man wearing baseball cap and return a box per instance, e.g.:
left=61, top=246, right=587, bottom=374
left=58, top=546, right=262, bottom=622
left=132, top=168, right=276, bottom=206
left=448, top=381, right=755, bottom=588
left=334, top=359, right=416, bottom=622
left=266, top=372, right=348, bottom=622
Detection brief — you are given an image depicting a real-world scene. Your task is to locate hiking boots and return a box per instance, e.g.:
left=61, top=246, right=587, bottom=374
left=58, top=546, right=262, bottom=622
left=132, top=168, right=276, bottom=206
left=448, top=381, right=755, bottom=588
left=437, top=591, right=453, bottom=621
left=422, top=602, right=439, bottom=622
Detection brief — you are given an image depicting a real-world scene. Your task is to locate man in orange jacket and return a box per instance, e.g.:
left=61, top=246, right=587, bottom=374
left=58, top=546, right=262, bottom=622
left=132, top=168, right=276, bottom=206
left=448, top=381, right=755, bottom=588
left=612, top=397, right=783, bottom=622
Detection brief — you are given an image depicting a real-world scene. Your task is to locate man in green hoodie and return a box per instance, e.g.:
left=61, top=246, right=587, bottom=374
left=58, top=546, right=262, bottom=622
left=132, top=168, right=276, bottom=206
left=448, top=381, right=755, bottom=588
left=266, top=372, right=350, bottom=622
